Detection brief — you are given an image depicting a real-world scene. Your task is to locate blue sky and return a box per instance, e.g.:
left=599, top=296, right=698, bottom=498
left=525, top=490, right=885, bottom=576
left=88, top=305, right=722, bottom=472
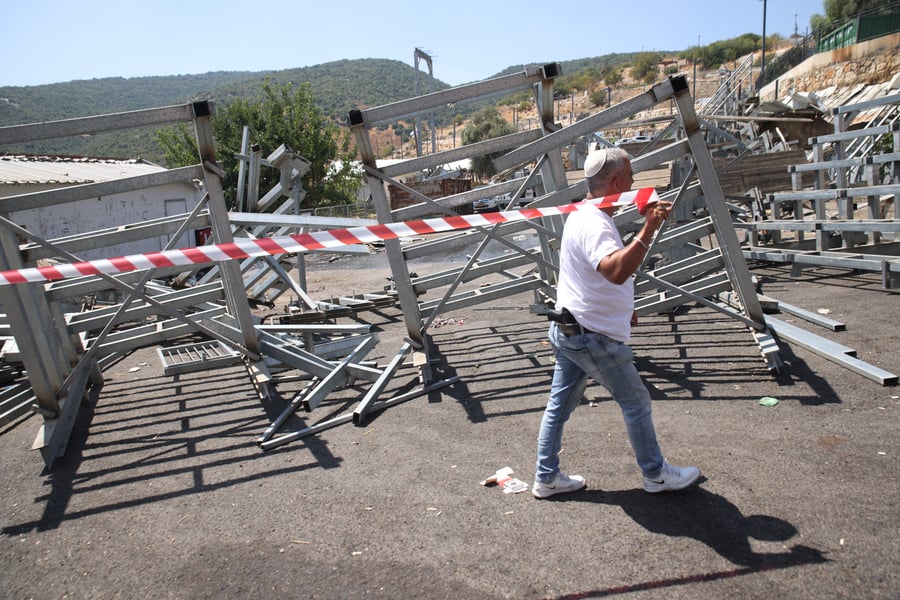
left=3, top=0, right=825, bottom=88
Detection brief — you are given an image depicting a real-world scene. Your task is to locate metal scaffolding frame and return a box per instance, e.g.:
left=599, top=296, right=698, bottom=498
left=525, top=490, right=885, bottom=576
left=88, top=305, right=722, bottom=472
left=738, top=92, right=900, bottom=288
left=0, top=103, right=413, bottom=465
left=0, top=102, right=264, bottom=464
left=350, top=71, right=783, bottom=386
left=4, top=71, right=892, bottom=466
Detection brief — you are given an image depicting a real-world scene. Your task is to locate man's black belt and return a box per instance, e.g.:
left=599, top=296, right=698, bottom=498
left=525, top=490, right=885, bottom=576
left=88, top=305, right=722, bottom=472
left=547, top=306, right=596, bottom=336
left=557, top=322, right=591, bottom=336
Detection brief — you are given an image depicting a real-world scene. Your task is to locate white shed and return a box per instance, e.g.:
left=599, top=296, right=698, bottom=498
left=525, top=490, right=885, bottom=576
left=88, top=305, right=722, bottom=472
left=0, top=155, right=206, bottom=261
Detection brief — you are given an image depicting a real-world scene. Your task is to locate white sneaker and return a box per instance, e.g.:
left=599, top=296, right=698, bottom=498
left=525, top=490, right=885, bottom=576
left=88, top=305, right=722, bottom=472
left=532, top=471, right=586, bottom=498
left=643, top=461, right=701, bottom=493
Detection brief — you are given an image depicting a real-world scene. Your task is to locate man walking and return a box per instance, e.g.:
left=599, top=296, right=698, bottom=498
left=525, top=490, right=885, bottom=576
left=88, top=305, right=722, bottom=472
left=533, top=147, right=700, bottom=499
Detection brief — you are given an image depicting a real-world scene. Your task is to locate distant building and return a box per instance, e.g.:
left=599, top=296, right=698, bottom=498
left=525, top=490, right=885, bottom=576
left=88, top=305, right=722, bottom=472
left=0, top=155, right=207, bottom=261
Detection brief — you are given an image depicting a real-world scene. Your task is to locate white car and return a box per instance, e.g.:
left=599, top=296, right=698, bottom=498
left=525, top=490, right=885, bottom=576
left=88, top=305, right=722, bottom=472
left=474, top=192, right=510, bottom=212
left=473, top=195, right=498, bottom=212
left=615, top=135, right=653, bottom=146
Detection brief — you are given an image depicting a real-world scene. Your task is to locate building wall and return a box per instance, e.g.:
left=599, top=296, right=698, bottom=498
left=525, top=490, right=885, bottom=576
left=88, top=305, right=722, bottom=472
left=760, top=33, right=900, bottom=101
left=9, top=181, right=205, bottom=261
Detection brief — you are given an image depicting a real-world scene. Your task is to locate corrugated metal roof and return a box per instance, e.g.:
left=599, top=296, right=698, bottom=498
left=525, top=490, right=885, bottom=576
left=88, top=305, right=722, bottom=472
left=790, top=81, right=896, bottom=126
left=758, top=82, right=897, bottom=130
left=0, top=155, right=165, bottom=186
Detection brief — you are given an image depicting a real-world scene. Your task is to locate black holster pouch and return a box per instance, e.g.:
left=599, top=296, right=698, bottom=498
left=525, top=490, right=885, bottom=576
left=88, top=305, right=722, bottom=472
left=547, top=306, right=594, bottom=336
left=547, top=306, right=578, bottom=324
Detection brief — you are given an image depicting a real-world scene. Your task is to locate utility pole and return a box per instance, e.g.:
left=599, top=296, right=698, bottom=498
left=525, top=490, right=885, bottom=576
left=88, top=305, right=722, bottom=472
left=760, top=0, right=767, bottom=90
left=693, top=35, right=700, bottom=101
left=413, top=48, right=437, bottom=157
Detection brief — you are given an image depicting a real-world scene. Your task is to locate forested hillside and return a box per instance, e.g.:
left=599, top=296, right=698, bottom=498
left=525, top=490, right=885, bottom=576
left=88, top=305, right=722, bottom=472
left=0, top=55, right=637, bottom=162
left=0, top=58, right=455, bottom=161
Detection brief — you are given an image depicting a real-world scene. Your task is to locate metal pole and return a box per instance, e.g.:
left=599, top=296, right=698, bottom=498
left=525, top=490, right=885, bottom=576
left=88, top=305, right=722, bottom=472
left=692, top=35, right=700, bottom=102
left=760, top=0, right=767, bottom=90
left=692, top=51, right=697, bottom=101
left=236, top=126, right=249, bottom=213
left=413, top=49, right=422, bottom=157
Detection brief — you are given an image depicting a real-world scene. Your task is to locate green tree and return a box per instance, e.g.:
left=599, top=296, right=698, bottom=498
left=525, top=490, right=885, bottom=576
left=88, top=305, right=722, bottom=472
left=157, top=124, right=200, bottom=166
left=567, top=67, right=598, bottom=92
left=631, top=52, right=661, bottom=85
left=825, top=0, right=890, bottom=22
left=810, top=12, right=830, bottom=33
left=699, top=34, right=760, bottom=69
left=589, top=88, right=609, bottom=107
left=813, top=0, right=892, bottom=37
left=680, top=46, right=704, bottom=66
left=461, top=106, right=517, bottom=180
left=601, top=66, right=623, bottom=88
left=554, top=80, right=573, bottom=98
left=157, top=80, right=359, bottom=210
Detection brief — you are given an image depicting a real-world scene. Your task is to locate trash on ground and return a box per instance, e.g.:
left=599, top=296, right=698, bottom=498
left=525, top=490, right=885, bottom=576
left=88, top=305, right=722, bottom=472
left=759, top=396, right=779, bottom=407
left=480, top=466, right=529, bottom=494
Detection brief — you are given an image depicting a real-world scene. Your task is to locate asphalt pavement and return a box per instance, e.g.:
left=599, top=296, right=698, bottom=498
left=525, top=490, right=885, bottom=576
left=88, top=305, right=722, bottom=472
left=1, top=260, right=898, bottom=599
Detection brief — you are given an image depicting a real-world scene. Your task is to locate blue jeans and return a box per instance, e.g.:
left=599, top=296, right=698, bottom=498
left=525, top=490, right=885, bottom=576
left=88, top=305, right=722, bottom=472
left=535, top=322, right=664, bottom=483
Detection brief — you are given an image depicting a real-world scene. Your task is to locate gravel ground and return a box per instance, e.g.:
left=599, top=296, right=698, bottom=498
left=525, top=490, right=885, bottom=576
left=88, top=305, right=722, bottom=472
left=1, top=255, right=898, bottom=599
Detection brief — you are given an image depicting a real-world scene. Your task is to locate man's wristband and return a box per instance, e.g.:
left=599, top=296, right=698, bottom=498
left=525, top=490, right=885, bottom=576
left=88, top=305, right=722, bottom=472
left=634, top=238, right=649, bottom=250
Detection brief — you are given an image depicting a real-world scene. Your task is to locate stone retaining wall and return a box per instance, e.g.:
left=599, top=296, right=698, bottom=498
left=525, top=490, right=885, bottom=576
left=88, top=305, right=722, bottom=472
left=761, top=33, right=900, bottom=101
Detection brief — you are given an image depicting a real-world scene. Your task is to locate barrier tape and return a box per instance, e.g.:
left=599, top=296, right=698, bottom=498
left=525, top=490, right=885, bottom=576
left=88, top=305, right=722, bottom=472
left=0, top=188, right=658, bottom=286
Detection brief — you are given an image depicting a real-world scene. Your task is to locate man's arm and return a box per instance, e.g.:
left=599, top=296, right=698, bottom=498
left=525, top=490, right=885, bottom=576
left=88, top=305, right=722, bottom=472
left=598, top=201, right=671, bottom=284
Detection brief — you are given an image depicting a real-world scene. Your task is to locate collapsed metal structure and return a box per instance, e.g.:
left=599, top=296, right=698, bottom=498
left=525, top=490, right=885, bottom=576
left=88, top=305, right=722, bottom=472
left=0, top=102, right=424, bottom=465
left=1, top=66, right=896, bottom=468
left=350, top=70, right=777, bottom=381
left=742, top=91, right=900, bottom=284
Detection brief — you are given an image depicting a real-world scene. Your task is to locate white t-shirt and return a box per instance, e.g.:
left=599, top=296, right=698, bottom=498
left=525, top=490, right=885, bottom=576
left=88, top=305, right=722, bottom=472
left=556, top=204, right=634, bottom=343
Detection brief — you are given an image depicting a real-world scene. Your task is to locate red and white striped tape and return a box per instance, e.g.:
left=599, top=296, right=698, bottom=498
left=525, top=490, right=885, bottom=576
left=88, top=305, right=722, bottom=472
left=0, top=188, right=658, bottom=286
